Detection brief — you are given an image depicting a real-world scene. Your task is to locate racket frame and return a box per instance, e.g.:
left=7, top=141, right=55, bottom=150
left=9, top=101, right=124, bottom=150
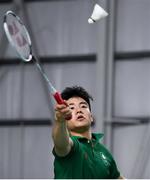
left=3, top=11, right=32, bottom=62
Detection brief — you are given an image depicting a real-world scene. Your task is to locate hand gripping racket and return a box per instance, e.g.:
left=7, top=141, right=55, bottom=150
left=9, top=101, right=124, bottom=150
left=3, top=11, right=71, bottom=119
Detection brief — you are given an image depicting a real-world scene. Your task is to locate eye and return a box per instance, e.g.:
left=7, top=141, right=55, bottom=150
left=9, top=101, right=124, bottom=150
left=69, top=106, right=75, bottom=110
left=81, top=105, right=88, bottom=108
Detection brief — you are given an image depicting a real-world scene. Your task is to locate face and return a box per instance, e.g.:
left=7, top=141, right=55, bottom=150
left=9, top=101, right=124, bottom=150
left=66, top=97, right=93, bottom=133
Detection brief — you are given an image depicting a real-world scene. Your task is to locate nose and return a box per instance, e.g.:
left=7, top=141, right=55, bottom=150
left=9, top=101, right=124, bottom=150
left=76, top=107, right=83, bottom=114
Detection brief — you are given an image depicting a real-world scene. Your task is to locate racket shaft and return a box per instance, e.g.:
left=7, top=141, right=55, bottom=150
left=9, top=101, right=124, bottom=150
left=34, top=60, right=66, bottom=105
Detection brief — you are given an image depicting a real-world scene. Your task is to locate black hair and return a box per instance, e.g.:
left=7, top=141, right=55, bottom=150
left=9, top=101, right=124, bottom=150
left=61, top=86, right=93, bottom=110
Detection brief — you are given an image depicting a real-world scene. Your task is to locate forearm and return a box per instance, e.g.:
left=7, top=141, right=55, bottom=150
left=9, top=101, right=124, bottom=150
left=52, top=119, right=72, bottom=156
left=52, top=102, right=72, bottom=156
left=52, top=120, right=70, bottom=148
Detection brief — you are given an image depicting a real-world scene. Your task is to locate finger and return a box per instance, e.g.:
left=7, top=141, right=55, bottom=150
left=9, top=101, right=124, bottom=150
left=63, top=100, right=69, bottom=106
left=55, top=107, right=71, bottom=117
left=55, top=104, right=67, bottom=111
left=56, top=102, right=67, bottom=108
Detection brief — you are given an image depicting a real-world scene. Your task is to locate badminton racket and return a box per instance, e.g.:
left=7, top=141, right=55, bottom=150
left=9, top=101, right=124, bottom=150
left=3, top=10, right=71, bottom=119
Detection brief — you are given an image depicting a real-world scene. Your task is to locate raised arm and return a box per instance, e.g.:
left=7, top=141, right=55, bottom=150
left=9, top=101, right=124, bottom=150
left=52, top=103, right=73, bottom=157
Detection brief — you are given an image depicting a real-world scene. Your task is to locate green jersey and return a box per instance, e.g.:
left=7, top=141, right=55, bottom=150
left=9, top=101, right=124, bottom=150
left=53, top=133, right=120, bottom=179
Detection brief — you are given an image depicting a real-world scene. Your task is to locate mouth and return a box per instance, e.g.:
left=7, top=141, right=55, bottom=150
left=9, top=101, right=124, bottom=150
left=77, top=115, right=85, bottom=121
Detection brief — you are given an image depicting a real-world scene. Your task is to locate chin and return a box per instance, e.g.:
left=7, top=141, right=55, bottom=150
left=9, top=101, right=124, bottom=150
left=67, top=120, right=91, bottom=130
left=72, top=125, right=90, bottom=132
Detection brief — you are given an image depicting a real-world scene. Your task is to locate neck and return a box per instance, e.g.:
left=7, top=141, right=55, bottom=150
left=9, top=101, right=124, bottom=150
left=70, top=129, right=92, bottom=140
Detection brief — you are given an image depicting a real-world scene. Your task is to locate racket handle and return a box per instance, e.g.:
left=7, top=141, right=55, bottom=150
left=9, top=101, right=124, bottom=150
left=53, top=91, right=65, bottom=105
left=53, top=92, right=72, bottom=120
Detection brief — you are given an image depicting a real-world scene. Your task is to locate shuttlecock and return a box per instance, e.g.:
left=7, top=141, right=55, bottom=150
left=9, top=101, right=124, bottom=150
left=88, top=4, right=108, bottom=24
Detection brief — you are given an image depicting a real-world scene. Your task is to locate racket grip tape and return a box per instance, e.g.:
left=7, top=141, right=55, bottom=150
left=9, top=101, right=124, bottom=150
left=53, top=92, right=72, bottom=120
left=53, top=91, right=66, bottom=105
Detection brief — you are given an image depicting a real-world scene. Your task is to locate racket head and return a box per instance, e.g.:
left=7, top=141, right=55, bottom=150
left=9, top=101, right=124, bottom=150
left=3, top=11, right=32, bottom=62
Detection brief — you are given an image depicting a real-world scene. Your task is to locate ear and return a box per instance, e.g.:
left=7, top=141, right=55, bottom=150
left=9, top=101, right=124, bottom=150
left=90, top=114, right=95, bottom=127
left=90, top=113, right=94, bottom=122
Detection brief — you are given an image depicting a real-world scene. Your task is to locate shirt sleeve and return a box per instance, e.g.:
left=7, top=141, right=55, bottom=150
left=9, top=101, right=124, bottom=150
left=52, top=136, right=79, bottom=160
left=109, top=156, right=120, bottom=179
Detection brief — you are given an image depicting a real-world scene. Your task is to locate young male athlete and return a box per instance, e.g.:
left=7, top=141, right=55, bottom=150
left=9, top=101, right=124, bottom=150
left=52, top=86, right=124, bottom=179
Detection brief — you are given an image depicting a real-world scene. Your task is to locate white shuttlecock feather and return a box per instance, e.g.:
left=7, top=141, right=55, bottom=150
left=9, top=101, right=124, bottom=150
left=88, top=4, right=108, bottom=24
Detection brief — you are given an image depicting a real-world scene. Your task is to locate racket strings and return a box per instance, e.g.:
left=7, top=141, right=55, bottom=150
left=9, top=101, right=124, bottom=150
left=4, top=13, right=31, bottom=61
left=8, top=21, right=19, bottom=36
left=8, top=20, right=28, bottom=47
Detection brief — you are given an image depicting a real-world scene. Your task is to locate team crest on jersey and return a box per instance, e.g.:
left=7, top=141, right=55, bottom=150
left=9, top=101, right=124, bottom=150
left=100, top=152, right=110, bottom=167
